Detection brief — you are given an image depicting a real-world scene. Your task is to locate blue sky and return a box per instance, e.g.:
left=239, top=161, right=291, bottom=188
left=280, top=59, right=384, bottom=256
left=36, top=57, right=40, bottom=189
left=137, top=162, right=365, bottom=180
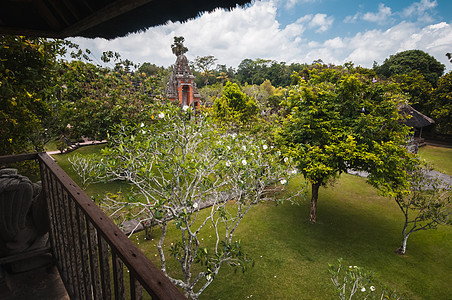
left=70, top=0, right=452, bottom=71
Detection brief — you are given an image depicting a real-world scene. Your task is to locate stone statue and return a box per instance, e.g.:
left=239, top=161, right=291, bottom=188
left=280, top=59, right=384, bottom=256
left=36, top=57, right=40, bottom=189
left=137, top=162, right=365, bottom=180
left=0, top=169, right=50, bottom=272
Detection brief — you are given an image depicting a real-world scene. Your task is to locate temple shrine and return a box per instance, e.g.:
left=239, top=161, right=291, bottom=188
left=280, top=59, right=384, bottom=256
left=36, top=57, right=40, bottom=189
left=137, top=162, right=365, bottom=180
left=166, top=54, right=201, bottom=108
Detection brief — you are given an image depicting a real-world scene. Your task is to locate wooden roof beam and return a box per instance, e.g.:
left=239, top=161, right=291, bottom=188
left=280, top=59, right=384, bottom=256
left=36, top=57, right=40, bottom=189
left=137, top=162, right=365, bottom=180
left=47, top=0, right=71, bottom=26
left=61, top=0, right=81, bottom=21
left=34, top=0, right=61, bottom=31
left=63, top=0, right=153, bottom=37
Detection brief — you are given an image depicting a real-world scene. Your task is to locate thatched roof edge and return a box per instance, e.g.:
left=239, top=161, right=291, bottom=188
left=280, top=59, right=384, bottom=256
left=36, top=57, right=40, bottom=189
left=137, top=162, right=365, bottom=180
left=398, top=103, right=435, bottom=128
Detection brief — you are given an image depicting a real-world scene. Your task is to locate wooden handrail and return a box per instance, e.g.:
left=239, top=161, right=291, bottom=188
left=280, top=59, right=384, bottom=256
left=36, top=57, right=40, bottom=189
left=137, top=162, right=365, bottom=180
left=1, top=153, right=185, bottom=299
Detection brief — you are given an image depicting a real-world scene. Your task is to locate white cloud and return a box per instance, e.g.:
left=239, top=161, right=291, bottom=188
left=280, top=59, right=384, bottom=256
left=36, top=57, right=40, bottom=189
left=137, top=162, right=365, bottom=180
left=362, top=3, right=393, bottom=25
left=70, top=1, right=311, bottom=68
left=71, top=1, right=298, bottom=67
left=303, top=21, right=452, bottom=69
left=344, top=3, right=393, bottom=25
left=283, top=0, right=318, bottom=9
left=309, top=14, right=334, bottom=32
left=68, top=1, right=451, bottom=72
left=402, top=0, right=438, bottom=23
left=344, top=12, right=360, bottom=24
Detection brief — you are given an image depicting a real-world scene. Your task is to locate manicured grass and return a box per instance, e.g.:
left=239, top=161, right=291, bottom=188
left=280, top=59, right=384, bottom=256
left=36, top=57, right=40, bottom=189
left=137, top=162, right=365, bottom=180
left=51, top=144, right=131, bottom=197
left=418, top=145, right=452, bottom=176
left=55, top=145, right=452, bottom=299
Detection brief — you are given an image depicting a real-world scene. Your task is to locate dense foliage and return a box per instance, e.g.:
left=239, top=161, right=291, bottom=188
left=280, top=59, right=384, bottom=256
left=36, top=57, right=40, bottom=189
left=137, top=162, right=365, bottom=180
left=212, top=81, right=259, bottom=128
left=277, top=66, right=414, bottom=222
left=92, top=105, right=301, bottom=299
left=57, top=58, right=166, bottom=141
left=374, top=49, right=445, bottom=87
left=430, top=71, right=452, bottom=134
left=0, top=36, right=66, bottom=154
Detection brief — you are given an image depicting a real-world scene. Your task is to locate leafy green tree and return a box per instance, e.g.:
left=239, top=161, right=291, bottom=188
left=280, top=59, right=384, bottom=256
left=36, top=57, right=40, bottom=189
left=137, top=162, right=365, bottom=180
left=57, top=56, right=165, bottom=141
left=192, top=55, right=217, bottom=86
left=171, top=36, right=188, bottom=57
left=392, top=71, right=433, bottom=115
left=198, top=83, right=223, bottom=107
left=212, top=81, right=259, bottom=128
left=0, top=36, right=66, bottom=155
left=430, top=71, right=452, bottom=134
left=94, top=105, right=300, bottom=299
left=374, top=50, right=445, bottom=87
left=277, top=66, right=413, bottom=223
left=138, top=62, right=166, bottom=77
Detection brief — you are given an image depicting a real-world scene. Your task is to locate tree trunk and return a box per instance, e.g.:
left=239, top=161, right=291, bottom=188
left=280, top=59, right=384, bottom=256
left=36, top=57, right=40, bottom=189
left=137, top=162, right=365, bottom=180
left=310, top=182, right=320, bottom=223
left=396, top=233, right=410, bottom=255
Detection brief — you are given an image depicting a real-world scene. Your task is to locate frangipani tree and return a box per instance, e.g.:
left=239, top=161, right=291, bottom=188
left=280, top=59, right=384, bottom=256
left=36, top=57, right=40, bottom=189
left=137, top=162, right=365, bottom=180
left=99, top=105, right=302, bottom=299
left=395, top=161, right=450, bottom=255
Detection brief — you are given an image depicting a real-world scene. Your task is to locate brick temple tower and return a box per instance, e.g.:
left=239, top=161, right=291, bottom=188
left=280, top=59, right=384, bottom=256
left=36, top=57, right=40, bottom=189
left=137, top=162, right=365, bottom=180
left=166, top=54, right=201, bottom=108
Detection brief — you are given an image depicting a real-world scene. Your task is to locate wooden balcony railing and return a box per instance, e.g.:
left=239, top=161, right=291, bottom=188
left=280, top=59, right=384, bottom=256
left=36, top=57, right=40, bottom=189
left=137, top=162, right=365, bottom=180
left=0, top=153, right=185, bottom=300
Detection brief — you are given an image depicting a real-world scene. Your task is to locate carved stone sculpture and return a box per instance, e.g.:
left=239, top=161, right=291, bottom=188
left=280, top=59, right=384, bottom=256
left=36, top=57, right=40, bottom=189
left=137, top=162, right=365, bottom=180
left=0, top=169, right=50, bottom=272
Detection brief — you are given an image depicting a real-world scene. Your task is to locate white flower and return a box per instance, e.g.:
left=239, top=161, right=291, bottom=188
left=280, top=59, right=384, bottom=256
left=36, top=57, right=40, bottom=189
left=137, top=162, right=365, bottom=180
left=182, top=105, right=189, bottom=111
left=242, top=145, right=246, bottom=151
left=226, top=161, right=231, bottom=167
left=354, top=266, right=357, bottom=269
left=280, top=179, right=287, bottom=185
left=231, top=133, right=237, bottom=139
left=291, top=169, right=297, bottom=175
left=361, top=287, right=366, bottom=292
left=284, top=157, right=289, bottom=163
left=158, top=112, right=165, bottom=119
left=227, top=146, right=231, bottom=150
left=277, top=151, right=281, bottom=156
left=141, top=130, right=146, bottom=134
left=349, top=266, right=352, bottom=269
left=370, top=286, right=375, bottom=292
left=206, top=274, right=212, bottom=281
left=241, top=159, right=247, bottom=166
left=263, top=144, right=268, bottom=150
left=193, top=203, right=199, bottom=209
left=140, top=122, right=145, bottom=127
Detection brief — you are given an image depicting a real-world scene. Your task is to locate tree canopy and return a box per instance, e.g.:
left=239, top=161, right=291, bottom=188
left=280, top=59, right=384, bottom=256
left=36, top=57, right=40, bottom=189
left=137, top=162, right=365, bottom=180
left=0, top=36, right=66, bottom=155
left=277, top=66, right=413, bottom=222
left=374, top=50, right=445, bottom=87
left=212, top=81, right=259, bottom=129
left=430, top=71, right=452, bottom=134
left=171, top=36, right=188, bottom=57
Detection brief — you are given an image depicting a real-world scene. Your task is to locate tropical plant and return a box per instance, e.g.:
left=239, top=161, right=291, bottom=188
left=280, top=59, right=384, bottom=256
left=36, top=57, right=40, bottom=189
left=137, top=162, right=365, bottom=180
left=0, top=36, right=67, bottom=155
left=212, top=81, right=259, bottom=129
left=171, top=36, right=188, bottom=57
left=94, top=105, right=302, bottom=299
left=394, top=162, right=450, bottom=255
left=374, top=50, right=445, bottom=87
left=277, top=66, right=413, bottom=223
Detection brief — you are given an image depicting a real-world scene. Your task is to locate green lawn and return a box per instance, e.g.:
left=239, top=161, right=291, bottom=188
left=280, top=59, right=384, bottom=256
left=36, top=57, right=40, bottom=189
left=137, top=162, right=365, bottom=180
left=418, top=145, right=452, bottom=176
left=51, top=144, right=131, bottom=197
left=54, top=145, right=452, bottom=299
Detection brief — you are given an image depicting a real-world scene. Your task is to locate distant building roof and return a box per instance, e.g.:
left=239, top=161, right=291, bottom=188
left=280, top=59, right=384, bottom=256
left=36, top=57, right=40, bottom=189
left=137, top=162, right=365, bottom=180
left=398, top=103, right=435, bottom=128
left=0, top=0, right=252, bottom=39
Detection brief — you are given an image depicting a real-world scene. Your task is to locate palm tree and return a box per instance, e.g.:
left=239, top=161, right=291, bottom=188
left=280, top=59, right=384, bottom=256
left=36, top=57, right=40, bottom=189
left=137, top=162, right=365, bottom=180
left=171, top=36, right=188, bottom=56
